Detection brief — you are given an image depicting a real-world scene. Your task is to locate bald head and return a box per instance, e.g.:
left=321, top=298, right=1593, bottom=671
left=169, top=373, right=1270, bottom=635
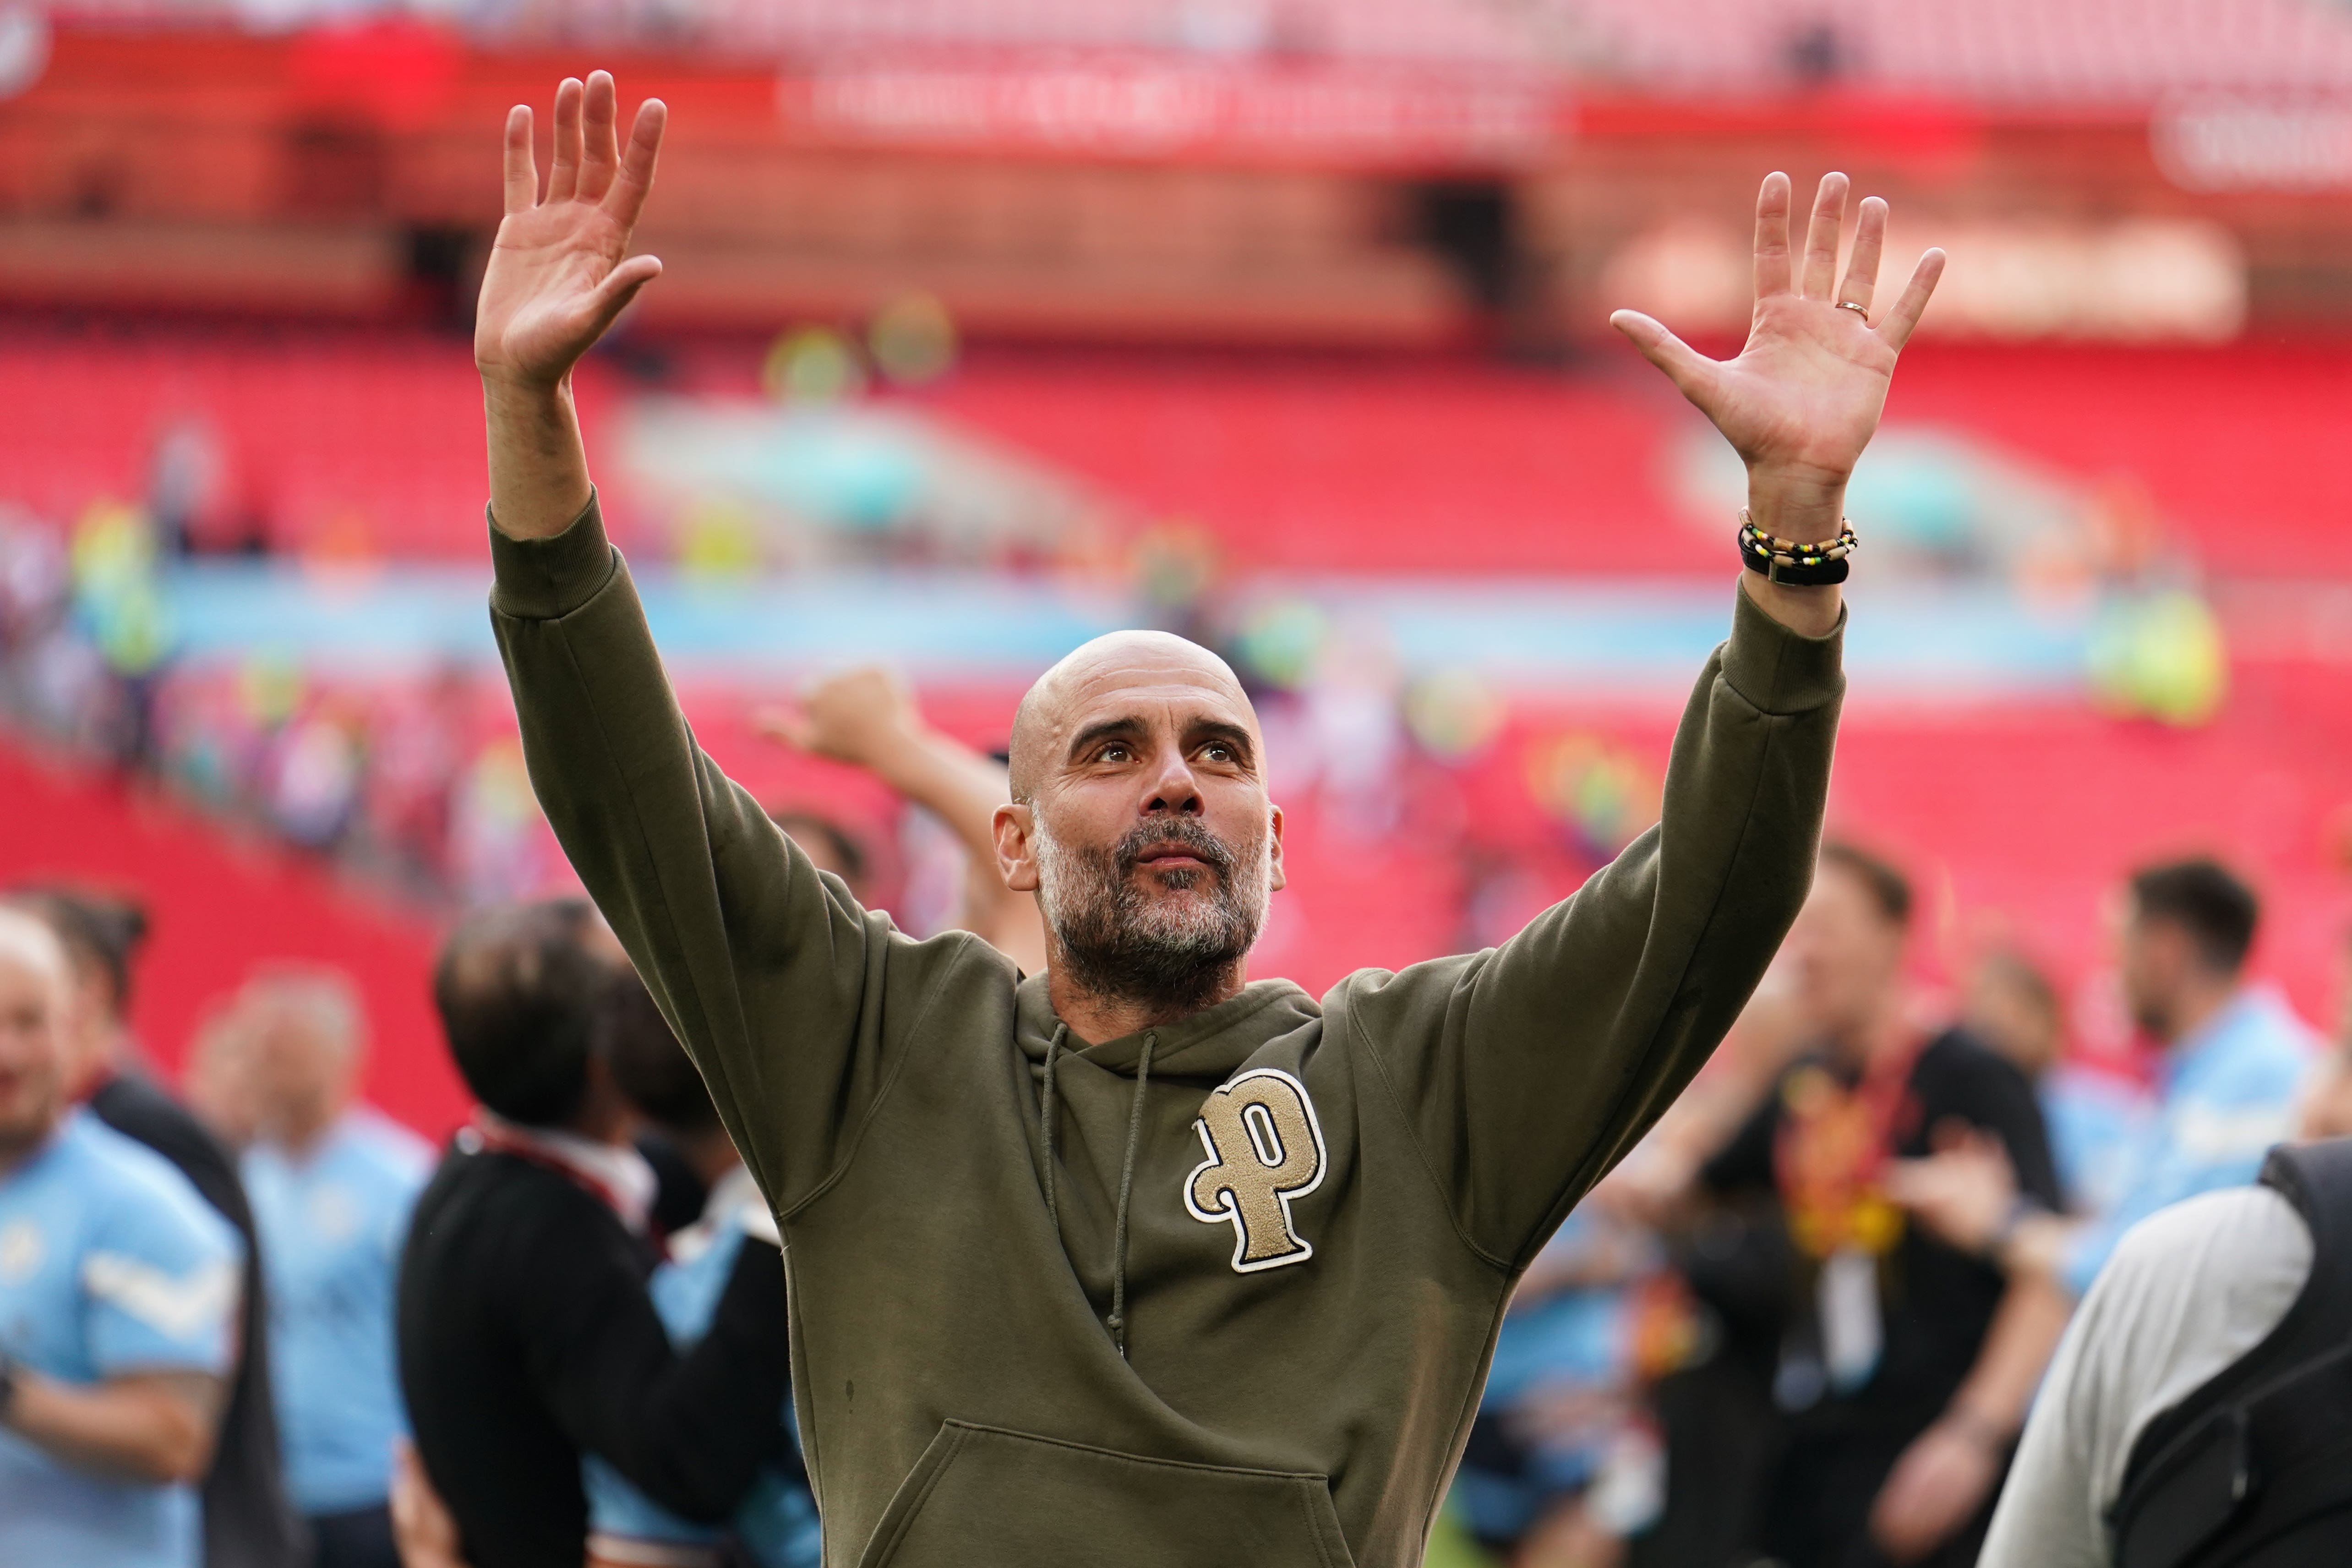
left=0, top=907, right=71, bottom=998
left=1009, top=631, right=1256, bottom=805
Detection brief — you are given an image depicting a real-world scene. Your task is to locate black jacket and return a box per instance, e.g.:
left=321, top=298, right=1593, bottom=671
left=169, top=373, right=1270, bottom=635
left=395, top=1143, right=792, bottom=1568
left=89, top=1072, right=307, bottom=1568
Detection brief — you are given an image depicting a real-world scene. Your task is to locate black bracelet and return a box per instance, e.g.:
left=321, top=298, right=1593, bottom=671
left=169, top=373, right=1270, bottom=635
left=1739, top=512, right=1857, bottom=586
left=0, top=1351, right=18, bottom=1420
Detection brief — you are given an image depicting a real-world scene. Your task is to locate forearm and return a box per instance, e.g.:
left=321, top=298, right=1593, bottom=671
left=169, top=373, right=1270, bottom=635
left=1948, top=1272, right=2074, bottom=1438
left=485, top=375, right=595, bottom=541
left=864, top=726, right=1014, bottom=872
left=5, top=1369, right=222, bottom=1484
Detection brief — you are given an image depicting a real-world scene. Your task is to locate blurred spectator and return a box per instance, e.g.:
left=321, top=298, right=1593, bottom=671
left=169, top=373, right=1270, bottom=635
left=1895, top=858, right=2316, bottom=1300
left=589, top=969, right=819, bottom=1568
left=1696, top=843, right=2065, bottom=1568
left=1962, top=951, right=2150, bottom=1218
left=759, top=665, right=1047, bottom=974
left=395, top=900, right=792, bottom=1568
left=0, top=905, right=244, bottom=1567
left=764, top=809, right=870, bottom=902
left=1450, top=1206, right=1660, bottom=1568
left=9, top=884, right=308, bottom=1568
left=186, top=996, right=266, bottom=1153
left=239, top=967, right=433, bottom=1568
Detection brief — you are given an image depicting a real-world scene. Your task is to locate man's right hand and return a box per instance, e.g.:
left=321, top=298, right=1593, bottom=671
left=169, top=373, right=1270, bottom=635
left=479, top=71, right=666, bottom=541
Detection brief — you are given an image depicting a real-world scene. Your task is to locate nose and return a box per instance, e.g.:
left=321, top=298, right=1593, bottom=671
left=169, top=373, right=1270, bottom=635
left=1141, top=752, right=1204, bottom=818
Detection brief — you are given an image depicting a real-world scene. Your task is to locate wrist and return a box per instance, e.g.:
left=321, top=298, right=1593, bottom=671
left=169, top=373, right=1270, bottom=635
left=480, top=366, right=573, bottom=408
left=1982, top=1194, right=2048, bottom=1265
left=1745, top=467, right=1849, bottom=546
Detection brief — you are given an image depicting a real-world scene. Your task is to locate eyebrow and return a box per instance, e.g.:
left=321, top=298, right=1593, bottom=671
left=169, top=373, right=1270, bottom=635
left=1067, top=716, right=1147, bottom=760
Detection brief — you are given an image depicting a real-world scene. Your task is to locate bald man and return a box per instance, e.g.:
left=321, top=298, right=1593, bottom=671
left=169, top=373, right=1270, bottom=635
left=0, top=909, right=246, bottom=1568
left=477, top=73, right=1940, bottom=1568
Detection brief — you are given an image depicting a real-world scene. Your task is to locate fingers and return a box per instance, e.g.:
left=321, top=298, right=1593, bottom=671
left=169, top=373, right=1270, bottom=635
left=1752, top=171, right=1793, bottom=299
left=546, top=76, right=585, bottom=203
left=1610, top=310, right=1720, bottom=407
left=584, top=253, right=663, bottom=339
left=603, top=97, right=668, bottom=230
left=1839, top=195, right=1887, bottom=313
left=502, top=105, right=538, bottom=215
left=1799, top=171, right=1849, bottom=300
left=577, top=70, right=619, bottom=204
left=1876, top=247, right=1947, bottom=351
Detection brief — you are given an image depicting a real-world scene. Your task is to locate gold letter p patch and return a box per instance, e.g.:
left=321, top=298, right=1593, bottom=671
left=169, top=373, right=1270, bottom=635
left=1183, top=1068, right=1326, bottom=1273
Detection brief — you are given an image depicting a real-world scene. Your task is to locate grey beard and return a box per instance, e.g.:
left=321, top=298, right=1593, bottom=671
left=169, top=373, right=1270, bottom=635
left=1035, top=815, right=1267, bottom=1020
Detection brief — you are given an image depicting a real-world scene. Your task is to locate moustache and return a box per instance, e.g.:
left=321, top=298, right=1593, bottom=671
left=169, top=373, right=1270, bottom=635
left=1114, top=820, right=1237, bottom=879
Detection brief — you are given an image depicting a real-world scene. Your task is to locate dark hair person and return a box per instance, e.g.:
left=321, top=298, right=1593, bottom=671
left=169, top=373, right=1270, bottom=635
left=395, top=900, right=793, bottom=1568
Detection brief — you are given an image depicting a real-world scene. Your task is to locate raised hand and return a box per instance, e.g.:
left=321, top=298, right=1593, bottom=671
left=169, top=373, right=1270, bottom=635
left=756, top=668, right=922, bottom=770
left=1612, top=172, right=1944, bottom=551
left=476, top=71, right=666, bottom=393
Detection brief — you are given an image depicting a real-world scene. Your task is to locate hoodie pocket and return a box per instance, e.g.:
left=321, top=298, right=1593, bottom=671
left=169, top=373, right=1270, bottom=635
left=855, top=1420, right=1357, bottom=1568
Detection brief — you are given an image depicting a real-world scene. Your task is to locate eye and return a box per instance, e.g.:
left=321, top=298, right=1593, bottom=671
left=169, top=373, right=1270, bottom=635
left=1098, top=742, right=1133, bottom=763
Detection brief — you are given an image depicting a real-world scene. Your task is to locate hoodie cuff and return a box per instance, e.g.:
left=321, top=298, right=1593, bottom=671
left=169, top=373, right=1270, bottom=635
left=487, top=491, right=617, bottom=622
left=1721, top=577, right=1846, bottom=716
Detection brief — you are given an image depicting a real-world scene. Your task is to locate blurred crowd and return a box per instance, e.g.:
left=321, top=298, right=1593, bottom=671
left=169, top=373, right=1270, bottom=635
left=1, top=626, right=2345, bottom=1568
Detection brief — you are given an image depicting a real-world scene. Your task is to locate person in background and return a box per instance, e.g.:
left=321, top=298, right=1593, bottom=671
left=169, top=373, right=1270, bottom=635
left=1894, top=858, right=2316, bottom=1301
left=395, top=899, right=792, bottom=1568
left=8, top=884, right=308, bottom=1568
left=759, top=664, right=1048, bottom=975
left=1961, top=950, right=2150, bottom=1219
left=1698, top=843, right=2068, bottom=1568
left=1449, top=1205, right=1660, bottom=1568
left=587, top=967, right=821, bottom=1568
left=0, top=905, right=245, bottom=1567
left=764, top=808, right=872, bottom=904
left=186, top=996, right=267, bottom=1153
left=239, top=967, right=433, bottom=1568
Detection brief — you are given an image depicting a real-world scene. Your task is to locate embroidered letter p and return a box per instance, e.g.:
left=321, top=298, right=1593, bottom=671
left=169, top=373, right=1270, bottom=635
left=1183, top=1068, right=1326, bottom=1273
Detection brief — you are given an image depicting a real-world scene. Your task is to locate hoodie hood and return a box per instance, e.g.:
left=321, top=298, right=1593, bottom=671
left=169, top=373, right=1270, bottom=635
left=1012, top=972, right=1323, bottom=1084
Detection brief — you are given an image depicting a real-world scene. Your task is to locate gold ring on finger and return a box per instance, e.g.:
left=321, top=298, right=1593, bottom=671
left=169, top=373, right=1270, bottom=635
left=1835, top=300, right=1870, bottom=318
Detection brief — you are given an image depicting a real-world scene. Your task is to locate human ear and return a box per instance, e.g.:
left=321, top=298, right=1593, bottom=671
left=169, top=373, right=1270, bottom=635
left=1266, top=803, right=1287, bottom=893
left=995, top=803, right=1040, bottom=894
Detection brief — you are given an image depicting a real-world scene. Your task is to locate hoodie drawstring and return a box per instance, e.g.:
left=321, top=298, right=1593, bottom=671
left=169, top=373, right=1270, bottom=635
left=1105, top=1030, right=1155, bottom=1360
left=1038, top=1022, right=1068, bottom=1229
left=1037, top=1023, right=1157, bottom=1360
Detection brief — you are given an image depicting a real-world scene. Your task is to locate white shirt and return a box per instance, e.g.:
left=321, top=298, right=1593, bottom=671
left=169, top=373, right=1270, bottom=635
left=1978, top=1184, right=2312, bottom=1568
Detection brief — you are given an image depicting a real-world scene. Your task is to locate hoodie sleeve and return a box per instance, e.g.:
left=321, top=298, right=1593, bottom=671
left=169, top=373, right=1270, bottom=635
left=487, top=495, right=968, bottom=1211
left=1336, top=581, right=1842, bottom=1269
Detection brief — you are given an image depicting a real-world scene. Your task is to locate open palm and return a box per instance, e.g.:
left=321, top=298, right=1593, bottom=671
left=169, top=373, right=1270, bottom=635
left=1613, top=173, right=1945, bottom=540
left=476, top=72, right=666, bottom=390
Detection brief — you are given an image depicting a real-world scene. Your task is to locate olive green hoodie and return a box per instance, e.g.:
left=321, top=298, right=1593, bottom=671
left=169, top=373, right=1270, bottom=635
left=489, top=498, right=1842, bottom=1568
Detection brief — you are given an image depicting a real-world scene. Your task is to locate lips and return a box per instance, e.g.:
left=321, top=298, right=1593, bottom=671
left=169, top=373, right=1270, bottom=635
left=1121, top=829, right=1231, bottom=880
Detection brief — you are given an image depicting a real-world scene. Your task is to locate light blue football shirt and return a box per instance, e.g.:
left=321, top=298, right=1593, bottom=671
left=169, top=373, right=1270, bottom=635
left=244, top=1107, right=433, bottom=1516
left=2063, top=986, right=2316, bottom=1298
left=583, top=1166, right=820, bottom=1568
left=0, top=1109, right=244, bottom=1568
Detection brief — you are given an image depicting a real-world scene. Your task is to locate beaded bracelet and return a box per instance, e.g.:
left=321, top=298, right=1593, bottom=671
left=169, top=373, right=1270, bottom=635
left=1738, top=509, right=1857, bottom=586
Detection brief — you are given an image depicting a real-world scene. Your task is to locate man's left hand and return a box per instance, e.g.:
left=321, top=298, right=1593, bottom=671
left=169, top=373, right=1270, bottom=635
left=1869, top=1414, right=2004, bottom=1563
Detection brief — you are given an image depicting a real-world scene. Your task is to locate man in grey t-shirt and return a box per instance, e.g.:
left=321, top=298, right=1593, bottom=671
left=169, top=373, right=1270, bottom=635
left=1976, top=1183, right=2310, bottom=1566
